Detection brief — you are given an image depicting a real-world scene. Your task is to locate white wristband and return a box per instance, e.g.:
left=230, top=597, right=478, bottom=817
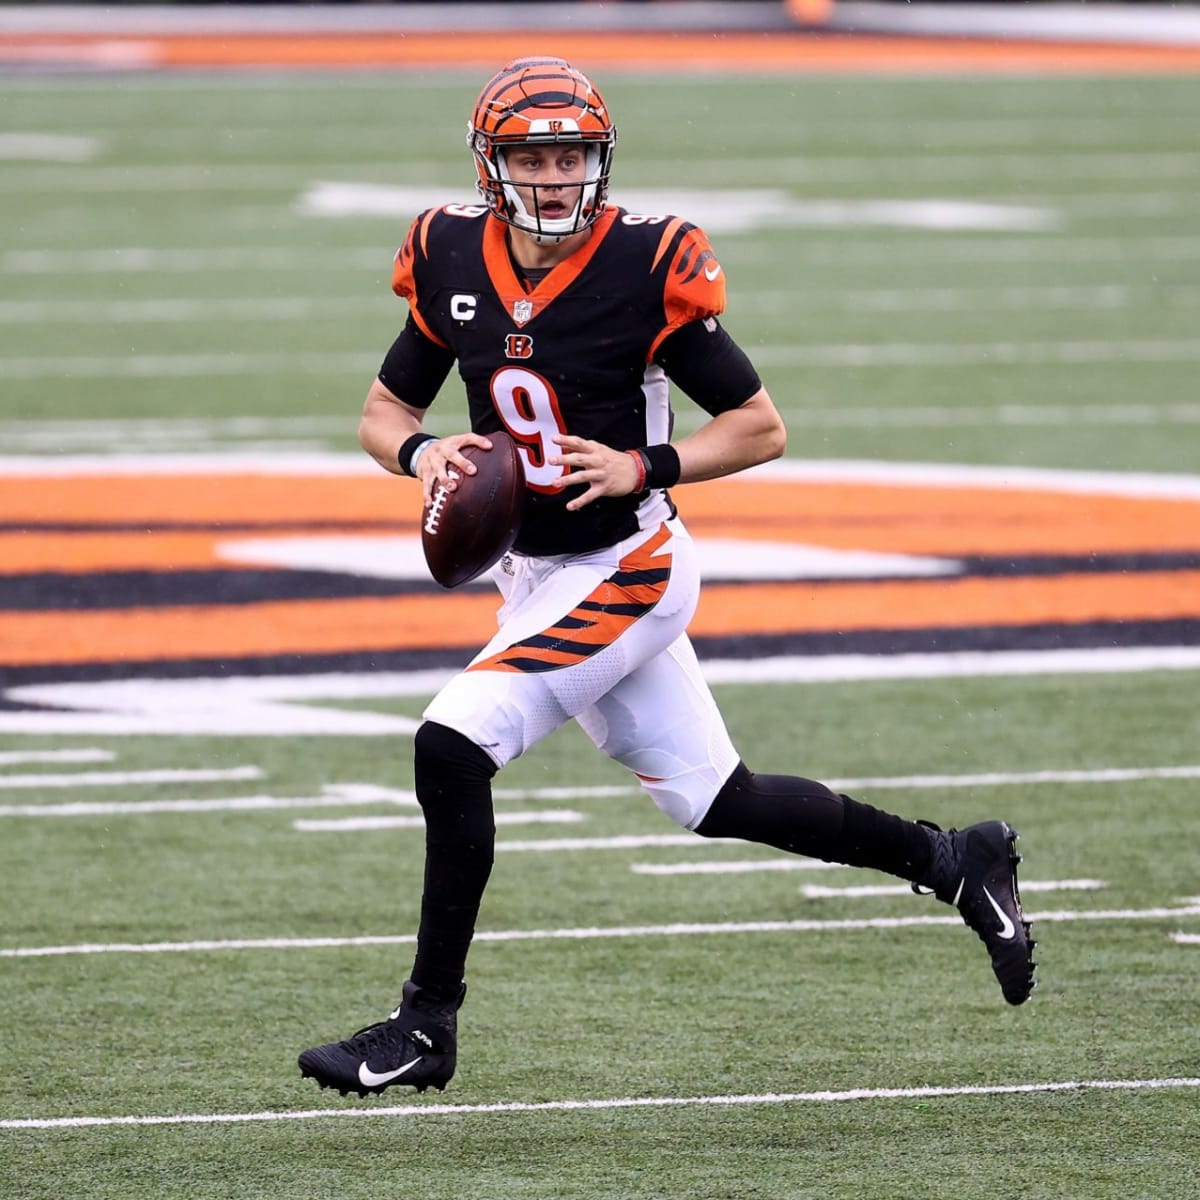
left=409, top=438, right=435, bottom=476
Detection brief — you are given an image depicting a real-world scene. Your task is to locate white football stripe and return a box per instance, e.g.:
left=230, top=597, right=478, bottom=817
left=293, top=810, right=585, bottom=833
left=4, top=1076, right=1198, bottom=1130
left=4, top=904, right=1198, bottom=958
left=216, top=534, right=958, bottom=583
left=802, top=880, right=1106, bottom=899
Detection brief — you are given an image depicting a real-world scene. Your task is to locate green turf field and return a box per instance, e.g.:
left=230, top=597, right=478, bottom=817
left=2, top=69, right=1199, bottom=1199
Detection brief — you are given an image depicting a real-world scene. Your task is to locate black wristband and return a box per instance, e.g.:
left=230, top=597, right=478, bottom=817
left=398, top=433, right=436, bottom=477
left=639, top=443, right=682, bottom=490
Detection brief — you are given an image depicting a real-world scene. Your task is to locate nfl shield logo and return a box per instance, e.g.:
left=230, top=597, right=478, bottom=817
left=512, top=299, right=534, bottom=325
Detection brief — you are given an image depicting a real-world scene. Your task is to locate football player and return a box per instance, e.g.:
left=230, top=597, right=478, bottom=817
left=299, top=57, right=1035, bottom=1098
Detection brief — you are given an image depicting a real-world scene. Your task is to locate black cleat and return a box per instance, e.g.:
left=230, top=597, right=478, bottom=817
left=298, top=980, right=465, bottom=1096
left=916, top=819, right=1037, bottom=1006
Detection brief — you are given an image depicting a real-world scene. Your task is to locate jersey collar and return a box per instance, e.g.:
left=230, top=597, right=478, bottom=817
left=483, top=206, right=619, bottom=328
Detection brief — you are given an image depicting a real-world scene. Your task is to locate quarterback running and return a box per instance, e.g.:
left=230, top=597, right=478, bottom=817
left=298, top=57, right=1036, bottom=1099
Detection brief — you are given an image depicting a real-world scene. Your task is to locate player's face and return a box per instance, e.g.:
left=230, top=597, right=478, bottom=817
left=503, top=143, right=587, bottom=226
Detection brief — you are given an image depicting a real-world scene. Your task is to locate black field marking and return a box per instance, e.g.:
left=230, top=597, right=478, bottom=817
left=1, top=620, right=1197, bottom=690
left=0, top=569, right=448, bottom=611
left=3, top=554, right=1198, bottom=612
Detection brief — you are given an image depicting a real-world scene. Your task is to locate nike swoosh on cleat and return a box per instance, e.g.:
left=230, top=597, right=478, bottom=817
left=704, top=264, right=721, bottom=281
left=358, top=1057, right=423, bottom=1087
left=982, top=886, right=1018, bottom=940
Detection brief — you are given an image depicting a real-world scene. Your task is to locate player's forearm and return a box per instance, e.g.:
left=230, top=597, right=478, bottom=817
left=673, top=389, right=787, bottom=484
left=358, top=381, right=428, bottom=476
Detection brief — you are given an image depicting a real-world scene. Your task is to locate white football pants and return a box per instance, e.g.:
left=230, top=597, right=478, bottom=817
left=423, top=503, right=739, bottom=829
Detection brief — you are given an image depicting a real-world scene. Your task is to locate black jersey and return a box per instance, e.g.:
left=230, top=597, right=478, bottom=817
left=390, top=204, right=745, bottom=556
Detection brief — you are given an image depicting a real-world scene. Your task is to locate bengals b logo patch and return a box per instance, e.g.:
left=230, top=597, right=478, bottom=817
left=504, top=334, right=533, bottom=359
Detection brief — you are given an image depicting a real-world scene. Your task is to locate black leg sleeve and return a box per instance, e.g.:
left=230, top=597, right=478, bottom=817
left=410, top=721, right=498, bottom=1000
left=694, top=761, right=933, bottom=882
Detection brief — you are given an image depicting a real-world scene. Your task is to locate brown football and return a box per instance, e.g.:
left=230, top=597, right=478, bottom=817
left=420, top=431, right=526, bottom=588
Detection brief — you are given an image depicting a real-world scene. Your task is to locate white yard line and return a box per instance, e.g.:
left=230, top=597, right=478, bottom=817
left=0, top=748, right=114, bottom=766
left=0, top=784, right=634, bottom=819
left=827, top=766, right=1200, bottom=791
left=633, top=859, right=840, bottom=876
left=0, top=765, right=262, bottom=790
left=293, top=810, right=585, bottom=833
left=10, top=236, right=1200, bottom=276
left=745, top=284, right=1174, bottom=313
left=495, top=835, right=743, bottom=853
left=0, top=794, right=394, bottom=818
left=754, top=340, right=1200, bottom=368
left=0, top=296, right=380, bottom=324
left=7, top=340, right=1200, bottom=381
left=801, top=880, right=1106, bottom=899
left=1172, top=933, right=1200, bottom=945
left=5, top=904, right=1198, bottom=959
left=3, top=1076, right=1199, bottom=1131
left=777, top=402, right=1200, bottom=430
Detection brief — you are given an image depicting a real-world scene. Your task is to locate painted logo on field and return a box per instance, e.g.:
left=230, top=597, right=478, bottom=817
left=0, top=455, right=1199, bottom=732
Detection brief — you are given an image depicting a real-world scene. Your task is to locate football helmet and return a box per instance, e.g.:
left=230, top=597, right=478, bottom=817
left=467, top=56, right=617, bottom=244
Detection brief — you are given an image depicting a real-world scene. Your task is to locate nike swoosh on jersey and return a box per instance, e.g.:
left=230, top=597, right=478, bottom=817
left=982, top=886, right=1017, bottom=940
left=704, top=263, right=721, bottom=281
left=358, top=1057, right=423, bottom=1087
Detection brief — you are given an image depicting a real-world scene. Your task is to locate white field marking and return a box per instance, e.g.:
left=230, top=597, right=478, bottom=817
left=12, top=236, right=1200, bottom=277
left=4, top=404, right=1200, bottom=458
left=10, top=339, right=1200, bottom=382
left=2, top=246, right=385, bottom=274
left=3, top=452, right=1200, bottom=497
left=0, top=765, right=262, bottom=790
left=0, top=794, right=405, bottom=819
left=9, top=281, right=1200, bottom=330
left=494, top=785, right=636, bottom=801
left=0, top=783, right=627, bottom=819
left=1172, top=934, right=1200, bottom=944
left=801, top=879, right=1107, bottom=899
left=0, top=163, right=449, bottom=193
left=0, top=748, right=113, bottom=766
left=684, top=153, right=1200, bottom=185
left=4, top=650, right=1200, bottom=741
left=776, top=402, right=1200, bottom=430
left=753, top=340, right=1200, bottom=369
left=699, top=647, right=1200, bottom=688
left=632, top=859, right=840, bottom=876
left=300, top=182, right=1060, bottom=233
left=743, top=458, right=1200, bottom=502
left=0, top=296, right=380, bottom=325
left=0, top=351, right=376, bottom=381
left=5, top=904, right=1200, bottom=959
left=0, top=134, right=99, bottom=162
left=732, top=236, right=1200, bottom=266
left=827, top=766, right=1200, bottom=791
left=496, top=834, right=740, bottom=853
left=219, top=534, right=958, bottom=583
left=4, top=1077, right=1198, bottom=1132
left=745, top=284, right=1200, bottom=314
left=293, top=810, right=585, bottom=834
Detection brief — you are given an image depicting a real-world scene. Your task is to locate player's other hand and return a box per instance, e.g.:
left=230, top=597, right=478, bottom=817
left=416, top=432, right=493, bottom=507
left=549, top=435, right=643, bottom=511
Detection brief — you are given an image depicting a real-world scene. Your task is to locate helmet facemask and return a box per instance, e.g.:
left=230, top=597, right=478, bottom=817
left=475, top=136, right=613, bottom=244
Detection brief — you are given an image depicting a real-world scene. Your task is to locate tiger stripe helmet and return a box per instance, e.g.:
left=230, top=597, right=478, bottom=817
left=467, top=57, right=617, bottom=243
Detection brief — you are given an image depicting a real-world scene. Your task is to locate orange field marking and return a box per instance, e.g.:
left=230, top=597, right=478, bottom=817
left=6, top=32, right=1200, bottom=74
left=3, top=570, right=1199, bottom=669
left=2, top=474, right=1197, bottom=576
left=4, top=470, right=1199, bottom=669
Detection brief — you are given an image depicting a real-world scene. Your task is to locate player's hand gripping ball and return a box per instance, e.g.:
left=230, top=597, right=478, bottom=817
left=421, top=431, right=526, bottom=588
